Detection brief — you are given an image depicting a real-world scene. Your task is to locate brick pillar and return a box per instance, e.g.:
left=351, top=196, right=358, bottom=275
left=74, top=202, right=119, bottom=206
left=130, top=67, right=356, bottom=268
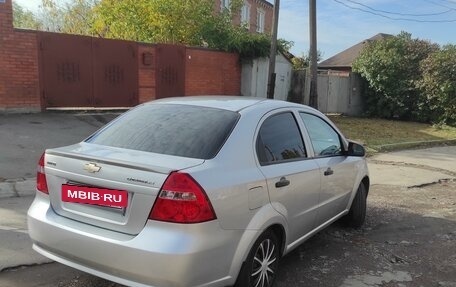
left=0, top=0, right=13, bottom=110
left=0, top=0, right=13, bottom=32
left=0, top=0, right=41, bottom=112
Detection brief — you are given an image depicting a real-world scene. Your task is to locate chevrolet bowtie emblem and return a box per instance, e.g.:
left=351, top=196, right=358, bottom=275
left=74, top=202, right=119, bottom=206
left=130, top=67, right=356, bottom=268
left=84, top=163, right=102, bottom=173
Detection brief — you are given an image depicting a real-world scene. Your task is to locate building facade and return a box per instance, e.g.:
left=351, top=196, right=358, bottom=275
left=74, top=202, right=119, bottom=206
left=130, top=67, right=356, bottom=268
left=215, top=0, right=274, bottom=34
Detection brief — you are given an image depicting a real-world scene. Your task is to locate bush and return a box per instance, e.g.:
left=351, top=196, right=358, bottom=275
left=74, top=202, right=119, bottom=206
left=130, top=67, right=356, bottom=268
left=353, top=32, right=439, bottom=122
left=420, top=45, right=456, bottom=125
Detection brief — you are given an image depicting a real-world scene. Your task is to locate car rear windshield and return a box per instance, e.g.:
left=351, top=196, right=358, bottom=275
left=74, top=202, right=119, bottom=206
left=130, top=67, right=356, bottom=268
left=86, top=104, right=240, bottom=159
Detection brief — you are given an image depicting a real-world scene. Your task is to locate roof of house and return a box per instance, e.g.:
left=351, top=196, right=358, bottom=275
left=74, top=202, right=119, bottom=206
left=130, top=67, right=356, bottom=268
left=319, top=33, right=393, bottom=69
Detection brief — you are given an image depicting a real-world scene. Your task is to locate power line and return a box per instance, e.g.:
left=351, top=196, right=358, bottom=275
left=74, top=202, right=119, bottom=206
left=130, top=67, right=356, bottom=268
left=333, top=0, right=456, bottom=22
left=344, top=0, right=454, bottom=16
left=436, top=0, right=456, bottom=7
left=423, top=0, right=456, bottom=10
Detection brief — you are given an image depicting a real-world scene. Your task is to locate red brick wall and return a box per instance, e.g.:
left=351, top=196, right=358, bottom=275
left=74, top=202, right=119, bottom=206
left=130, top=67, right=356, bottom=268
left=0, top=0, right=40, bottom=111
left=0, top=0, right=12, bottom=31
left=138, top=45, right=157, bottom=103
left=185, top=48, right=240, bottom=96
left=138, top=45, right=241, bottom=100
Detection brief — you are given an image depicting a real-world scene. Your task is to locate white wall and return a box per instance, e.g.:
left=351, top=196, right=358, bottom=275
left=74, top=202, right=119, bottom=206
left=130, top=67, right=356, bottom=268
left=241, top=53, right=292, bottom=101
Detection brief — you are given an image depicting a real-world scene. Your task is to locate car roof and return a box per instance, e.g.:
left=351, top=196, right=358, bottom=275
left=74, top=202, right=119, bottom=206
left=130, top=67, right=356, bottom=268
left=146, top=96, right=314, bottom=113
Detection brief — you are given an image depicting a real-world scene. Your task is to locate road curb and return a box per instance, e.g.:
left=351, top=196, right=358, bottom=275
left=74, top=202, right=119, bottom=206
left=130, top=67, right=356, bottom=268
left=371, top=139, right=456, bottom=153
left=0, top=178, right=35, bottom=199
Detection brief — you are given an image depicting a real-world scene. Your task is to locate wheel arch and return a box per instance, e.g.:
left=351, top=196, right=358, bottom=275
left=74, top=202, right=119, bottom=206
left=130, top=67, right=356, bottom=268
left=361, top=176, right=370, bottom=196
left=232, top=223, right=287, bottom=287
left=228, top=205, right=288, bottom=284
left=269, top=224, right=286, bottom=257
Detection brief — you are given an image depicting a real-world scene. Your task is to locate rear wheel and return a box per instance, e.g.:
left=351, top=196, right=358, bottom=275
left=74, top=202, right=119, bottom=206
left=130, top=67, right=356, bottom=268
left=343, top=183, right=367, bottom=228
left=235, top=230, right=280, bottom=287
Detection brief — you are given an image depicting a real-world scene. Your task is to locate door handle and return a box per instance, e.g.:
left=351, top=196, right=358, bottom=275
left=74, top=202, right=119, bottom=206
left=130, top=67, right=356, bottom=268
left=275, top=177, right=290, bottom=188
left=324, top=167, right=334, bottom=176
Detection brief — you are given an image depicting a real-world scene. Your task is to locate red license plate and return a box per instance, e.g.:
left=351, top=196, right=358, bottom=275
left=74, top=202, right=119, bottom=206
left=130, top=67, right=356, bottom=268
left=62, top=184, right=128, bottom=208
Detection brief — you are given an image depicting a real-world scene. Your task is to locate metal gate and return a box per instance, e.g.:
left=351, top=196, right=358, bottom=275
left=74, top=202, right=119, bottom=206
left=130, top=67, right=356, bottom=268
left=155, top=44, right=185, bottom=98
left=38, top=32, right=138, bottom=108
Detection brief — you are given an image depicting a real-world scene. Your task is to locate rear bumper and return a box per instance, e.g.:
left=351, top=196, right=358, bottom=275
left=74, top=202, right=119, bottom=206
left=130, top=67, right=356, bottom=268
left=27, top=193, right=243, bottom=287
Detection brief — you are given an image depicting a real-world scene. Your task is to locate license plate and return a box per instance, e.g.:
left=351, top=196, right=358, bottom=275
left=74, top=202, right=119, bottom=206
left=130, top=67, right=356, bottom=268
left=61, top=184, right=128, bottom=208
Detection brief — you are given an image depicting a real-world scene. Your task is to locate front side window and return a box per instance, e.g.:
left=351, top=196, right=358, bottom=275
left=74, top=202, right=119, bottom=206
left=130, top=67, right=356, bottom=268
left=300, top=113, right=342, bottom=157
left=256, top=8, right=265, bottom=33
left=257, top=112, right=306, bottom=165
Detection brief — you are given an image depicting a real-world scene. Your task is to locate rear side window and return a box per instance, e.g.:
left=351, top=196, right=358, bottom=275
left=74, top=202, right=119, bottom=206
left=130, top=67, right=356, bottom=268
left=257, top=112, right=306, bottom=165
left=86, top=104, right=239, bottom=159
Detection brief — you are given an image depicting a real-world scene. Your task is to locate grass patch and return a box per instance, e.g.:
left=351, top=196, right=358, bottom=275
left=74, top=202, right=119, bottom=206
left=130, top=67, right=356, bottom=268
left=329, top=116, right=456, bottom=154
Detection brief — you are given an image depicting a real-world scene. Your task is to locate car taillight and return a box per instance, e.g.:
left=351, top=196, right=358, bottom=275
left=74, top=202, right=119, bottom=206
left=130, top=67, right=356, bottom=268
left=149, top=172, right=216, bottom=224
left=37, top=153, right=49, bottom=194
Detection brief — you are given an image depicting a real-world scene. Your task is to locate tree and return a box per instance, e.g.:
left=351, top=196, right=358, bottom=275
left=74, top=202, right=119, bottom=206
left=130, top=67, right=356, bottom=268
left=353, top=32, right=438, bottom=121
left=420, top=45, right=456, bottom=125
left=38, top=0, right=97, bottom=35
left=61, top=0, right=98, bottom=35
left=92, top=0, right=239, bottom=44
left=90, top=0, right=275, bottom=58
left=291, top=50, right=322, bottom=70
left=13, top=2, right=42, bottom=30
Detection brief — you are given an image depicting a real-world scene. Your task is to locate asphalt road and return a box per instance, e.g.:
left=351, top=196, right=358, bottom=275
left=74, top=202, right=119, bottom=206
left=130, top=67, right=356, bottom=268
left=0, top=112, right=119, bottom=180
left=1, top=182, right=455, bottom=287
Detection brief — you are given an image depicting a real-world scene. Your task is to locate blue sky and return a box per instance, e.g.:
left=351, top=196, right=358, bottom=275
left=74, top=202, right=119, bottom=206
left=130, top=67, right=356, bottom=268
left=278, top=0, right=456, bottom=59
left=13, top=0, right=456, bottom=60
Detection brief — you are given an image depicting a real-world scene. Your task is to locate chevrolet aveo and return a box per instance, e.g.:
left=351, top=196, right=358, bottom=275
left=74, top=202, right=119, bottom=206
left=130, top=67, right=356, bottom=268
left=28, top=96, right=369, bottom=287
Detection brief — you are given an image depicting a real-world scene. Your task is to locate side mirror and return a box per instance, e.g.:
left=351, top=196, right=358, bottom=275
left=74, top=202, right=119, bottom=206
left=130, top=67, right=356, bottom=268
left=347, top=141, right=366, bottom=157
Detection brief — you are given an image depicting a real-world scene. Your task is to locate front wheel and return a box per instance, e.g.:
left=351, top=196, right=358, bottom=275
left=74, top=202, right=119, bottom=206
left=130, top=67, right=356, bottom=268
left=235, top=230, right=280, bottom=287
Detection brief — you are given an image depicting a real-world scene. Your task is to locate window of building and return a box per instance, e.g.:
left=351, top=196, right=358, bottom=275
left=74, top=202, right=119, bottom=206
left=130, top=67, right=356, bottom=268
left=241, top=2, right=251, bottom=28
left=256, top=8, right=265, bottom=33
left=221, top=0, right=231, bottom=11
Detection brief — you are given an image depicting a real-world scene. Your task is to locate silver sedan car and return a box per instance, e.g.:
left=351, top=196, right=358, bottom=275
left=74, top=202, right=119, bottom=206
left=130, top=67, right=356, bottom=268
left=28, top=96, right=369, bottom=287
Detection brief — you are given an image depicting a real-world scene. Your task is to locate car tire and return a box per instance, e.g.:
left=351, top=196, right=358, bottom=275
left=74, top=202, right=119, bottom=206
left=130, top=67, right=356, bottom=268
left=342, top=183, right=367, bottom=228
left=235, top=230, right=280, bottom=287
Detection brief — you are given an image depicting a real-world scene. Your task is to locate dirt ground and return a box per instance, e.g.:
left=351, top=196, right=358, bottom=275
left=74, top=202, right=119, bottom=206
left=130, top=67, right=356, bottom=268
left=1, top=181, right=455, bottom=287
left=276, top=180, right=456, bottom=287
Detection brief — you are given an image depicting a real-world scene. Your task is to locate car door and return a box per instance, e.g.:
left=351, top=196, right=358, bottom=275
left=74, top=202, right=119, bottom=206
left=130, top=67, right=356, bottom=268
left=256, top=110, right=321, bottom=244
left=299, top=112, right=357, bottom=225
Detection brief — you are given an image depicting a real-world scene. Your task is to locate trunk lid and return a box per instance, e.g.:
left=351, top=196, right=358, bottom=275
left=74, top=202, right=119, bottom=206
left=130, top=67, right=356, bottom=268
left=44, top=142, right=204, bottom=235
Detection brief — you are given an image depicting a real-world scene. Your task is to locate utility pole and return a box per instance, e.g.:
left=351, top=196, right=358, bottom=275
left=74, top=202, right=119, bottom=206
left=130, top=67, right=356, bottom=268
left=267, top=0, right=280, bottom=99
left=309, top=0, right=318, bottom=109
